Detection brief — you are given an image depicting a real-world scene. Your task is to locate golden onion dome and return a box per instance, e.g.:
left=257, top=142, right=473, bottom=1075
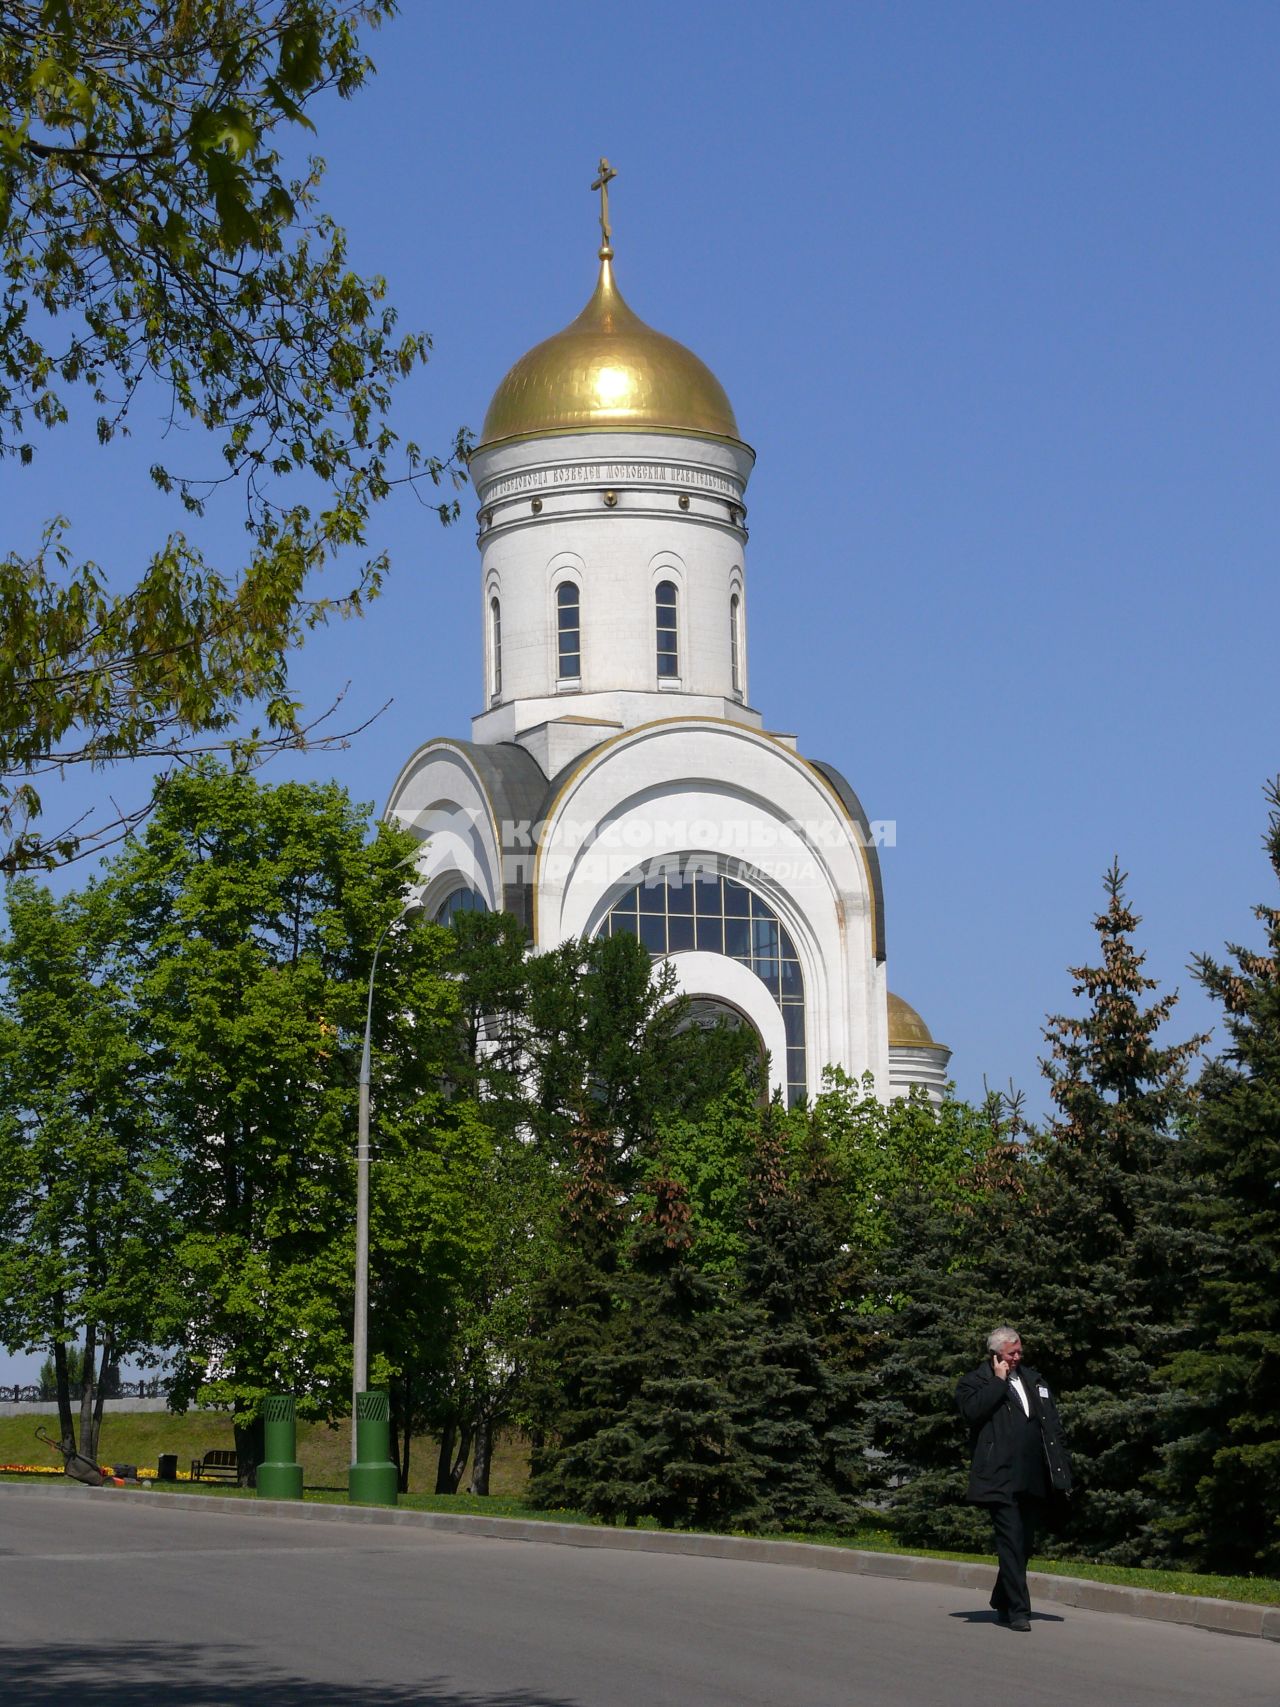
left=888, top=992, right=941, bottom=1050
left=479, top=249, right=742, bottom=449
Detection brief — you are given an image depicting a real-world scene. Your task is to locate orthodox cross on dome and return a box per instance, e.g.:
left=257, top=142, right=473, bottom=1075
left=591, top=156, right=617, bottom=256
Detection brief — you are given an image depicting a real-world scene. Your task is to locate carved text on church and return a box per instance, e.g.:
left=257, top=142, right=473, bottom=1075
left=483, top=460, right=740, bottom=502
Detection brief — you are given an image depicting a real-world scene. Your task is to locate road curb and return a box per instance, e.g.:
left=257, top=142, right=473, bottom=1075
left=4, top=1481, right=1275, bottom=1642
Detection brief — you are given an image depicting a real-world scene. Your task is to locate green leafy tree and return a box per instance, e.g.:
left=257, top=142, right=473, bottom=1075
left=106, top=762, right=460, bottom=1478
left=1162, top=781, right=1280, bottom=1571
left=37, top=1342, right=119, bottom=1402
left=525, top=933, right=679, bottom=1172
left=0, top=878, right=170, bottom=1460
left=420, top=1102, right=559, bottom=1496
left=0, top=2, right=466, bottom=874
left=1023, top=862, right=1206, bottom=1563
left=810, top=1066, right=1007, bottom=1253
left=394, top=908, right=552, bottom=1495
left=651, top=1069, right=760, bottom=1276
left=372, top=1094, right=496, bottom=1494
left=524, top=931, right=756, bottom=1172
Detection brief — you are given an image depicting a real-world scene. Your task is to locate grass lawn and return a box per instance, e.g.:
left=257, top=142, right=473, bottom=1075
left=4, top=1410, right=1276, bottom=1609
left=0, top=1409, right=529, bottom=1496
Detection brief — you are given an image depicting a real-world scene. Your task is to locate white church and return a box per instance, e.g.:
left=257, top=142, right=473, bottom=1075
left=386, top=166, right=950, bottom=1107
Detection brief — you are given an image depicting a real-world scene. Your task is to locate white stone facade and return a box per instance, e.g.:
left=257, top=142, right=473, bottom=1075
left=888, top=1044, right=953, bottom=1105
left=469, top=431, right=759, bottom=756
left=385, top=275, right=948, bottom=1106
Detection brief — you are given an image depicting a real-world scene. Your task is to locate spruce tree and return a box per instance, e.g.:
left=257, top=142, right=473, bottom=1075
left=526, top=1117, right=626, bottom=1512
left=865, top=1091, right=1031, bottom=1551
left=730, top=1101, right=866, bottom=1531
left=1022, top=862, right=1205, bottom=1562
left=1161, top=781, right=1280, bottom=1572
left=581, top=1173, right=750, bottom=1530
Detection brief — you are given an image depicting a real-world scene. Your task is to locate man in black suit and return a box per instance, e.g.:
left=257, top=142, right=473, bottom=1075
left=955, top=1326, right=1073, bottom=1632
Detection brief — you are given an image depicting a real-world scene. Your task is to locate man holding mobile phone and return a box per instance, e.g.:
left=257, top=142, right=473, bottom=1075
left=955, top=1326, right=1073, bottom=1632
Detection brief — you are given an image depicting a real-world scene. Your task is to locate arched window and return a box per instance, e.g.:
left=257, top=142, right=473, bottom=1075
left=656, top=580, right=679, bottom=679
left=435, top=886, right=489, bottom=926
left=730, top=592, right=742, bottom=695
left=489, top=596, right=502, bottom=702
left=600, top=866, right=806, bottom=1106
left=556, top=582, right=580, bottom=680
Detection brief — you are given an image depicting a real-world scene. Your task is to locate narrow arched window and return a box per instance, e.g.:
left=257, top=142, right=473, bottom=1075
left=489, top=597, right=502, bottom=702
left=656, top=580, right=679, bottom=679
left=730, top=592, right=742, bottom=695
left=556, top=583, right=580, bottom=679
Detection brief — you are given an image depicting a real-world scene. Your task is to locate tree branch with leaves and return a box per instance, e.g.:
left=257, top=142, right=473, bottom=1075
left=0, top=1, right=469, bottom=874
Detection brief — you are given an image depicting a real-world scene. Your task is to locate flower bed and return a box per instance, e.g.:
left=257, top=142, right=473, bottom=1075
left=1, top=1462, right=194, bottom=1480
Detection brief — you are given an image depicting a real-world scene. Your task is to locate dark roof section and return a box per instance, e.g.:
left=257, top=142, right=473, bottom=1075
left=538, top=748, right=604, bottom=820
left=808, top=759, right=886, bottom=964
left=439, top=740, right=548, bottom=938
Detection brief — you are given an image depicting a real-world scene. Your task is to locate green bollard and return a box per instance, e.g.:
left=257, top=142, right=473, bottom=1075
left=349, top=1389, right=398, bottom=1506
left=257, top=1395, right=304, bottom=1500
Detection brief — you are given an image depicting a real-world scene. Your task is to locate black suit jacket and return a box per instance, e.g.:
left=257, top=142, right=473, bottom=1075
left=955, top=1359, right=1074, bottom=1504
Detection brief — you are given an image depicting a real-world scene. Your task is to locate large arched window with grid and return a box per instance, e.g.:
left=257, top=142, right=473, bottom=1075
left=599, top=866, right=806, bottom=1105
left=435, top=886, right=489, bottom=926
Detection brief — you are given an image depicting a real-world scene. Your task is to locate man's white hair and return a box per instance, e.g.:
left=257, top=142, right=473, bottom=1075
left=986, top=1325, right=1021, bottom=1354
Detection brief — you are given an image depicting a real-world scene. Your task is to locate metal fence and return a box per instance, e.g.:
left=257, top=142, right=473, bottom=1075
left=0, top=1379, right=172, bottom=1404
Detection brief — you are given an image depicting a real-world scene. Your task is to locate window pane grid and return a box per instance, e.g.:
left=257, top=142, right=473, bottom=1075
left=599, top=867, right=806, bottom=1106
left=656, top=580, right=679, bottom=678
left=557, top=583, right=581, bottom=679
left=436, top=887, right=489, bottom=925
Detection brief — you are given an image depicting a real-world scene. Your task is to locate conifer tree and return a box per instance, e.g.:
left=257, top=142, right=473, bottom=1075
left=729, top=1101, right=866, bottom=1530
left=582, top=1173, right=750, bottom=1530
left=864, top=1091, right=1031, bottom=1550
left=1161, top=781, right=1280, bottom=1572
left=1022, top=862, right=1205, bottom=1562
left=526, top=1117, right=626, bottom=1510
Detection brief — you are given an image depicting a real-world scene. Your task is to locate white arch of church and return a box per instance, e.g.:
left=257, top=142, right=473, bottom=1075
left=384, top=742, right=505, bottom=910
left=533, top=720, right=888, bottom=1096
left=659, top=951, right=789, bottom=1103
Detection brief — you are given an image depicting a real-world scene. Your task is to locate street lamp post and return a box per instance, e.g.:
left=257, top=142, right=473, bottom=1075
left=351, top=891, right=422, bottom=1465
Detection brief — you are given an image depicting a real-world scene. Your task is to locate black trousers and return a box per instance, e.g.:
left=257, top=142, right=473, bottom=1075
left=985, top=1496, right=1043, bottom=1620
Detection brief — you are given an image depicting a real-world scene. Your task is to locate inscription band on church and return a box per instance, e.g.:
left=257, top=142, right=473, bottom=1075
left=483, top=461, right=740, bottom=503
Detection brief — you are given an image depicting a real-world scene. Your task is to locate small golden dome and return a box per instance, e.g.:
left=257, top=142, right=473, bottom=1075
left=888, top=992, right=940, bottom=1049
left=479, top=251, right=742, bottom=448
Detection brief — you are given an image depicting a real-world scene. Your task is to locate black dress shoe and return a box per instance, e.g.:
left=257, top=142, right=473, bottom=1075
left=1009, top=1618, right=1031, bottom=1632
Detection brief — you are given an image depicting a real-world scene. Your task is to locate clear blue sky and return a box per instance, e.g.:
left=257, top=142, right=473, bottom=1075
left=3, top=3, right=1277, bottom=1381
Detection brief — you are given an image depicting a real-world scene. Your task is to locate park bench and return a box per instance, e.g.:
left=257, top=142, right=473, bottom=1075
left=190, top=1449, right=239, bottom=1483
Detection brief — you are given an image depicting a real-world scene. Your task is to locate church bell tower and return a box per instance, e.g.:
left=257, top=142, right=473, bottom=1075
left=467, top=159, right=760, bottom=777
left=385, top=163, right=952, bottom=1106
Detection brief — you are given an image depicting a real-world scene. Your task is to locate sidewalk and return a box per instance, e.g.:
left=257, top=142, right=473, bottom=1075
left=4, top=1480, right=1276, bottom=1642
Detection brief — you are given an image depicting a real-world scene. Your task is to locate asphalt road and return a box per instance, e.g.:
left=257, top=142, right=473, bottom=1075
left=0, top=1492, right=1275, bottom=1706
